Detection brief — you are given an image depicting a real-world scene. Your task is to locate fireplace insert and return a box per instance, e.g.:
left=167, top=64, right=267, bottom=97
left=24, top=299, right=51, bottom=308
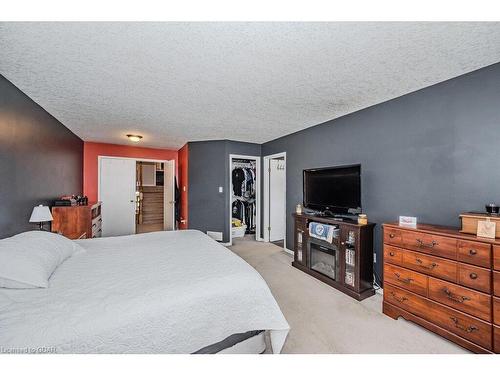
left=308, top=237, right=340, bottom=280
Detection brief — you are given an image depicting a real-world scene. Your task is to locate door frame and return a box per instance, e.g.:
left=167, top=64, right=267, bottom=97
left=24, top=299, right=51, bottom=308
left=263, top=152, right=289, bottom=253
left=97, top=156, right=176, bottom=233
left=228, top=154, right=261, bottom=246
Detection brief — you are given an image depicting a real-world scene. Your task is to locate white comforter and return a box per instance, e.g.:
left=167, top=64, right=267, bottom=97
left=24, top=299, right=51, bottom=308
left=0, top=230, right=289, bottom=353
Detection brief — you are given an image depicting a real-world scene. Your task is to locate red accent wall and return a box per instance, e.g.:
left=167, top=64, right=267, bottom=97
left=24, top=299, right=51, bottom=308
left=178, top=143, right=189, bottom=229
left=83, top=142, right=178, bottom=202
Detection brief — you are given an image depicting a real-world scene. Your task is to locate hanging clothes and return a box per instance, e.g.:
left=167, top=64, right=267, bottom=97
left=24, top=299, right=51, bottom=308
left=232, top=168, right=246, bottom=196
left=174, top=176, right=180, bottom=226
left=231, top=159, right=257, bottom=234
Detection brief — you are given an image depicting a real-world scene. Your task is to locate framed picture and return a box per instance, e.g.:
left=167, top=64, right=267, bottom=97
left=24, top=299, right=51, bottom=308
left=477, top=219, right=496, bottom=239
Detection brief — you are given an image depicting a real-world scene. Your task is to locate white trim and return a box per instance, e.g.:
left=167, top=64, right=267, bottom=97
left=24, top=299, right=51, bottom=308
left=263, top=152, right=287, bottom=251
left=228, top=154, right=261, bottom=246
left=97, top=155, right=176, bottom=234
left=283, top=247, right=293, bottom=256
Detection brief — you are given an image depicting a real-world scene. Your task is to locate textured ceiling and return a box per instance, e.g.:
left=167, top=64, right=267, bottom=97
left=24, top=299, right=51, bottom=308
left=1, top=22, right=500, bottom=149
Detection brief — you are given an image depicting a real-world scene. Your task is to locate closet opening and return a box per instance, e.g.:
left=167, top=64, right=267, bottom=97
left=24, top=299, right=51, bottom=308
left=98, top=156, right=175, bottom=237
left=263, top=152, right=287, bottom=251
left=229, top=154, right=261, bottom=246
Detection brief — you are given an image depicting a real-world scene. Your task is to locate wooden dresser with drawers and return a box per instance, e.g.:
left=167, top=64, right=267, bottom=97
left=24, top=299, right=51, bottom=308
left=51, top=202, right=102, bottom=240
left=382, top=222, right=500, bottom=353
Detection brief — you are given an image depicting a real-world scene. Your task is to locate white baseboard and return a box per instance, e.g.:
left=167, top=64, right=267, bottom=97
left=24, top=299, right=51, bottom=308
left=283, top=247, right=293, bottom=255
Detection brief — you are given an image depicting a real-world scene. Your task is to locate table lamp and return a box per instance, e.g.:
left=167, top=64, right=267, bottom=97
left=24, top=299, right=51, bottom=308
left=29, top=205, right=53, bottom=230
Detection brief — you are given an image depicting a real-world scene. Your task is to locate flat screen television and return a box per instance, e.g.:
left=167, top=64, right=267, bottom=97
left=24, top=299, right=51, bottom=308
left=303, top=164, right=361, bottom=215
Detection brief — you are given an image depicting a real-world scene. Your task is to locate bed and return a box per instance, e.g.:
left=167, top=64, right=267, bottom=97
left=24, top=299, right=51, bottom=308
left=0, top=230, right=289, bottom=353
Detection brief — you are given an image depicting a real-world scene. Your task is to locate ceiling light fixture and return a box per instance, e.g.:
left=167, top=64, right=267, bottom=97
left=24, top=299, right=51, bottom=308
left=127, top=134, right=143, bottom=142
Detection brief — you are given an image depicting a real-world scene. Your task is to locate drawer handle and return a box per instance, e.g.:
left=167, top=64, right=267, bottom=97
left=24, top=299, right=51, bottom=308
left=468, top=249, right=477, bottom=255
left=415, top=258, right=438, bottom=270
left=394, top=272, right=413, bottom=284
left=416, top=239, right=438, bottom=249
left=389, top=291, right=408, bottom=304
left=469, top=273, right=478, bottom=280
left=443, top=288, right=471, bottom=303
left=389, top=233, right=395, bottom=239
left=450, top=316, right=478, bottom=333
left=389, top=251, right=395, bottom=257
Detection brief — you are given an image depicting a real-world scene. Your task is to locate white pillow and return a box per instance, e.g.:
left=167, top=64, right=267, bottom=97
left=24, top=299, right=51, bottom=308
left=0, top=231, right=83, bottom=289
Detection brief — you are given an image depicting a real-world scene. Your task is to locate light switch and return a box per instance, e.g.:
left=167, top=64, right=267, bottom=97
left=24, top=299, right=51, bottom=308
left=218, top=186, right=223, bottom=193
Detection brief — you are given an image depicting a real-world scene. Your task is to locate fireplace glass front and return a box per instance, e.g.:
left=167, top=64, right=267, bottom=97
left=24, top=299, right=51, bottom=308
left=308, top=238, right=339, bottom=281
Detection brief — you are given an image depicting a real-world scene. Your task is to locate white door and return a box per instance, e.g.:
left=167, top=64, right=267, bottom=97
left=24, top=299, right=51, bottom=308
left=269, top=159, right=286, bottom=241
left=99, top=157, right=136, bottom=237
left=163, top=160, right=175, bottom=231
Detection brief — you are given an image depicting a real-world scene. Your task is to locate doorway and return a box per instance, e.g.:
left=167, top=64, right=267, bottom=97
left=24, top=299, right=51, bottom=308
left=229, top=154, right=261, bottom=246
left=98, top=156, right=175, bottom=237
left=263, top=152, right=287, bottom=251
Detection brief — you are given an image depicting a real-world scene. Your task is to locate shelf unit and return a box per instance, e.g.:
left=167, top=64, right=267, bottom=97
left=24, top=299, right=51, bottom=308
left=292, top=213, right=376, bottom=300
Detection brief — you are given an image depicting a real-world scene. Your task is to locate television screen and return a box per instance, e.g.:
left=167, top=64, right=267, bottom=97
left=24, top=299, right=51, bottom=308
left=303, top=164, right=361, bottom=213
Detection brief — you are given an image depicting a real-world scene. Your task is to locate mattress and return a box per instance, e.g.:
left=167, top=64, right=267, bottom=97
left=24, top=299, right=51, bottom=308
left=0, top=230, right=289, bottom=353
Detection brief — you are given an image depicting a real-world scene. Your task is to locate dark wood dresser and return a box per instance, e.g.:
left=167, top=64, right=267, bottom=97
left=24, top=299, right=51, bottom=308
left=292, top=213, right=375, bottom=300
left=382, top=222, right=500, bottom=353
left=51, top=202, right=102, bottom=239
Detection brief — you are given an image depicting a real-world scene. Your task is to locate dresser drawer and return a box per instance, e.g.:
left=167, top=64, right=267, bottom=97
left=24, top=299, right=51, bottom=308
left=401, top=231, right=457, bottom=260
left=494, top=271, right=500, bottom=297
left=458, top=263, right=491, bottom=293
left=384, top=245, right=403, bottom=265
left=385, top=284, right=492, bottom=350
left=494, top=297, right=500, bottom=326
left=384, top=227, right=403, bottom=246
left=428, top=277, right=491, bottom=322
left=457, top=240, right=491, bottom=268
left=384, top=263, right=428, bottom=296
left=402, top=250, right=457, bottom=283
left=494, top=245, right=500, bottom=271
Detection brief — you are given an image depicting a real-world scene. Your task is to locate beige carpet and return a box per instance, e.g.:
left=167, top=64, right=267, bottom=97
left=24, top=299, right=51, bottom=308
left=228, top=236, right=468, bottom=354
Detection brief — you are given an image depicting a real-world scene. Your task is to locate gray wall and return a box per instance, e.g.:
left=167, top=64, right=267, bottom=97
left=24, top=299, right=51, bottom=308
left=188, top=140, right=261, bottom=242
left=0, top=75, right=83, bottom=238
left=262, top=63, right=500, bottom=280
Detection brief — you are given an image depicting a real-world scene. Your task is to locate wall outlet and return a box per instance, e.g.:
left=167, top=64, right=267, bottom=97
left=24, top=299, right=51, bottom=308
left=218, top=186, right=223, bottom=193
left=373, top=252, right=377, bottom=263
left=207, top=231, right=223, bottom=241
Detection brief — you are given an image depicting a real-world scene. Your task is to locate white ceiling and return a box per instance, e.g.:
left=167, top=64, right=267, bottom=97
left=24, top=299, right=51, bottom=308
left=1, top=22, right=500, bottom=149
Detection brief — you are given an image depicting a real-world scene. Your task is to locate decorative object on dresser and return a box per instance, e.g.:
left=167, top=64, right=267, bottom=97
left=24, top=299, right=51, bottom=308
left=51, top=202, right=102, bottom=239
left=460, top=211, right=500, bottom=238
left=382, top=222, right=500, bottom=353
left=292, top=213, right=375, bottom=301
left=29, top=205, right=53, bottom=230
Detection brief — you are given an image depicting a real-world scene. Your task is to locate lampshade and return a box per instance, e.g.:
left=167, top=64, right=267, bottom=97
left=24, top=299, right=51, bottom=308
left=29, top=205, right=53, bottom=223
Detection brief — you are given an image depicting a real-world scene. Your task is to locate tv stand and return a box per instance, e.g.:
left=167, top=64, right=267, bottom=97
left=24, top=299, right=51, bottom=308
left=292, top=212, right=376, bottom=301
